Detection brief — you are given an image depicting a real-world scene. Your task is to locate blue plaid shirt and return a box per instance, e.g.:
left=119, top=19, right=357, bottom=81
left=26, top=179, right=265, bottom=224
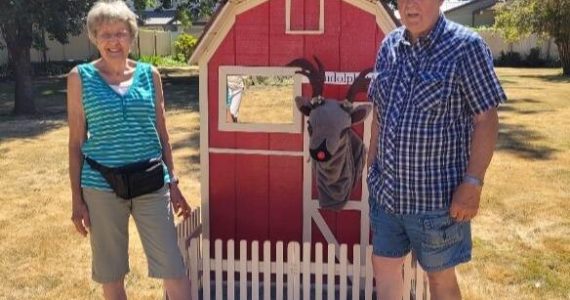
left=367, top=16, right=506, bottom=214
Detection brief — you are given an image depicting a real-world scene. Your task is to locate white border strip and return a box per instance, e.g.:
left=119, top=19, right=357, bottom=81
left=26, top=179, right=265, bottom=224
left=285, top=0, right=325, bottom=35
left=209, top=148, right=303, bottom=157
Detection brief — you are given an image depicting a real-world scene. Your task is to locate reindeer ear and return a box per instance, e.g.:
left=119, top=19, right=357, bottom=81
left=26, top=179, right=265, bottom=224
left=351, top=104, right=372, bottom=125
left=295, top=96, right=312, bottom=116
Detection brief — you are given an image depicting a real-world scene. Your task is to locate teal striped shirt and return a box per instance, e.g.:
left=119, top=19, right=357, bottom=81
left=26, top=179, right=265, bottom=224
left=78, top=62, right=170, bottom=191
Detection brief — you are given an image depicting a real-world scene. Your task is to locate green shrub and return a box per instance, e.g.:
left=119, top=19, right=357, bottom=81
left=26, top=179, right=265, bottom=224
left=495, top=51, right=524, bottom=67
left=526, top=47, right=545, bottom=68
left=174, top=33, right=198, bottom=63
left=494, top=49, right=560, bottom=68
left=138, top=55, right=165, bottom=66
left=138, top=55, right=187, bottom=67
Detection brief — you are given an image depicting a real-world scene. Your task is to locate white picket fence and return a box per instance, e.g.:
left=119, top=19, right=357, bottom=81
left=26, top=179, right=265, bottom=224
left=170, top=208, right=430, bottom=300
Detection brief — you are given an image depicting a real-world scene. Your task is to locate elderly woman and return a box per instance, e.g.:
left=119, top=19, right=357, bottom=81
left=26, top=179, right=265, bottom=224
left=67, top=1, right=192, bottom=299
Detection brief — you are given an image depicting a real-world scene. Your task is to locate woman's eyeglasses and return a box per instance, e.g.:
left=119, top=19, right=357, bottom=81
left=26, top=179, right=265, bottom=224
left=98, top=31, right=130, bottom=42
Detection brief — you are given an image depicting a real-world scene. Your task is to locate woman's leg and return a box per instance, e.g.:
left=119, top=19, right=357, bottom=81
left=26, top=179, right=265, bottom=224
left=131, top=185, right=190, bottom=299
left=102, top=277, right=127, bottom=300
left=82, top=188, right=131, bottom=292
left=164, top=278, right=192, bottom=300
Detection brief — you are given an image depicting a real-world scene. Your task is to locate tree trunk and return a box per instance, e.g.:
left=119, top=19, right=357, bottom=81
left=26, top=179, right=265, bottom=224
left=2, top=18, right=36, bottom=115
left=8, top=44, right=36, bottom=115
left=556, top=40, right=570, bottom=77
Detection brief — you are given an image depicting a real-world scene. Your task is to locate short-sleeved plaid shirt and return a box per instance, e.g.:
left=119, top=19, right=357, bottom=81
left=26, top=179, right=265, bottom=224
left=367, top=15, right=506, bottom=214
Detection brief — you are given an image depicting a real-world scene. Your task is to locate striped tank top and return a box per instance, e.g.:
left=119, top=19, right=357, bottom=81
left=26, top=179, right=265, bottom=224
left=78, top=62, right=170, bottom=191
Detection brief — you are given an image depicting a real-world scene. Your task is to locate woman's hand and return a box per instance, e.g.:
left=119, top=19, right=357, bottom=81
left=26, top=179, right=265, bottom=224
left=71, top=199, right=91, bottom=237
left=169, top=184, right=191, bottom=219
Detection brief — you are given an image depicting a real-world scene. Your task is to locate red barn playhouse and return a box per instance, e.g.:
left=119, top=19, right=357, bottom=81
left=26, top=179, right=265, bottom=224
left=174, top=0, right=430, bottom=299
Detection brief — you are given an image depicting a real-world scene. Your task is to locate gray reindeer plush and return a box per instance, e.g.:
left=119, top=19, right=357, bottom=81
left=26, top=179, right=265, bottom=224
left=288, top=57, right=372, bottom=210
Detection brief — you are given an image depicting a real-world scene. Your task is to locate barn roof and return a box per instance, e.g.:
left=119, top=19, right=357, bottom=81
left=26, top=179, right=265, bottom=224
left=189, top=0, right=399, bottom=64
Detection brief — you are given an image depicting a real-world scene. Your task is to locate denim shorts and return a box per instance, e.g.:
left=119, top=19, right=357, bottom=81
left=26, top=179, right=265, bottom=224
left=369, top=199, right=472, bottom=273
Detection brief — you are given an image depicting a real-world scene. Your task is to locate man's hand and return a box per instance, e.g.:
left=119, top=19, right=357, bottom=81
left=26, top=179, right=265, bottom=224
left=449, top=183, right=482, bottom=222
left=71, top=200, right=90, bottom=237
left=170, top=185, right=191, bottom=219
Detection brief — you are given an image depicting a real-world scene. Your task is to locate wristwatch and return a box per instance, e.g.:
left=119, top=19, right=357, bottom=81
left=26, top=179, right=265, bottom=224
left=169, top=176, right=180, bottom=185
left=463, top=174, right=483, bottom=187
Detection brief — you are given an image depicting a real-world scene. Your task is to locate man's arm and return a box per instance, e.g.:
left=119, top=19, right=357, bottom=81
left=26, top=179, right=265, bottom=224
left=450, top=107, right=499, bottom=222
left=367, top=105, right=380, bottom=169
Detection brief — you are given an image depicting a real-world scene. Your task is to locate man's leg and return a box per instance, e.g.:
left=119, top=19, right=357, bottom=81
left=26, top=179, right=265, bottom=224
left=164, top=278, right=192, bottom=300
left=369, top=199, right=411, bottom=300
left=406, top=209, right=472, bottom=300
left=427, top=267, right=461, bottom=300
left=372, top=255, right=405, bottom=300
left=102, top=278, right=127, bottom=300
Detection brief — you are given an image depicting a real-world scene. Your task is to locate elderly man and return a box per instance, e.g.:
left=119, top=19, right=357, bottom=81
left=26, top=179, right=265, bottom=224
left=367, top=0, right=506, bottom=299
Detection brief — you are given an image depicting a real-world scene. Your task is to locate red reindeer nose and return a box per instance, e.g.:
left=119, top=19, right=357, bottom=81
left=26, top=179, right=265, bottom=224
left=317, top=151, right=326, bottom=160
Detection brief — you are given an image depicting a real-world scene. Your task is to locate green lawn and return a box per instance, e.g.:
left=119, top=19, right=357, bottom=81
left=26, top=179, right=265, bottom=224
left=0, top=68, right=568, bottom=299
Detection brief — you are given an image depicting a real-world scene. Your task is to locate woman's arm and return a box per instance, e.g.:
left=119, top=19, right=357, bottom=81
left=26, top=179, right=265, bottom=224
left=67, top=67, right=90, bottom=236
left=151, top=66, right=191, bottom=219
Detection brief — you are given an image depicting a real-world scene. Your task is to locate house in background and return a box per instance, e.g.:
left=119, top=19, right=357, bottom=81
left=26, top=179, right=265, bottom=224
left=125, top=0, right=207, bottom=36
left=443, top=0, right=503, bottom=27
left=393, top=0, right=503, bottom=28
left=138, top=10, right=179, bottom=31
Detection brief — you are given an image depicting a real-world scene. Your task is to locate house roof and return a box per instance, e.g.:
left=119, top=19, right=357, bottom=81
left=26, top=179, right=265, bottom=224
left=442, top=0, right=501, bottom=14
left=392, top=1, right=475, bottom=20
left=189, top=0, right=399, bottom=64
left=441, top=0, right=476, bottom=13
left=139, top=10, right=177, bottom=26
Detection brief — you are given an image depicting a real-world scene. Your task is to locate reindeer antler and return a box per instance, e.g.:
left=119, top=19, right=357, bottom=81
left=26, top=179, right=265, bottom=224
left=345, top=67, right=373, bottom=103
left=287, top=56, right=325, bottom=98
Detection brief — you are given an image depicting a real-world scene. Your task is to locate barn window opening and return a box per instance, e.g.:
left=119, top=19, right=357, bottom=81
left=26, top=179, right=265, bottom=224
left=219, top=66, right=302, bottom=133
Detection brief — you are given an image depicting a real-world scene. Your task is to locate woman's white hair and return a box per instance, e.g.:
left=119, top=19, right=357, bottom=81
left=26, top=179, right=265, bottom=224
left=86, top=0, right=138, bottom=44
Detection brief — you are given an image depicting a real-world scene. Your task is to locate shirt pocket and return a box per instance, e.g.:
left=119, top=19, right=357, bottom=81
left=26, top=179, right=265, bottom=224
left=412, top=71, right=452, bottom=112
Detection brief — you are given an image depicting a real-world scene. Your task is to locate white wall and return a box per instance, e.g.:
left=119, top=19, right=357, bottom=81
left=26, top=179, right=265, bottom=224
left=0, top=29, right=560, bottom=66
left=0, top=29, right=183, bottom=65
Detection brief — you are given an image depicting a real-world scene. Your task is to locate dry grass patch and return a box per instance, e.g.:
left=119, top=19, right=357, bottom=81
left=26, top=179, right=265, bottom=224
left=458, top=68, right=570, bottom=300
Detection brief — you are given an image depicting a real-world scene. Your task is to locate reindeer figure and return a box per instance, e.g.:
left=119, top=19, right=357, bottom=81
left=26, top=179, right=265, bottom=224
left=288, top=57, right=372, bottom=210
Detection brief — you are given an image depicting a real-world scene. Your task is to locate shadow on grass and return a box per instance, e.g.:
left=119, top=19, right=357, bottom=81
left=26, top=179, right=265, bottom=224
left=497, top=123, right=557, bottom=160
left=0, top=74, right=199, bottom=141
left=518, top=74, right=570, bottom=83
left=497, top=96, right=558, bottom=160
left=0, top=118, right=67, bottom=144
left=163, top=75, right=199, bottom=110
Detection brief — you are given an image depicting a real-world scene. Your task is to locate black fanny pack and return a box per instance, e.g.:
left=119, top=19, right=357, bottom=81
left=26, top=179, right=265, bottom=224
left=85, top=156, right=165, bottom=199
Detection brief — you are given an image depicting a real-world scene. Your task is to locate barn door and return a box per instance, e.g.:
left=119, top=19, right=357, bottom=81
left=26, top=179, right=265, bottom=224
left=302, top=102, right=372, bottom=262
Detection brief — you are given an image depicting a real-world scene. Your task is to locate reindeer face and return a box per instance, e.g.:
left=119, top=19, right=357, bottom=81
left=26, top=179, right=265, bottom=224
left=288, top=57, right=372, bottom=163
left=296, top=98, right=351, bottom=161
left=296, top=97, right=371, bottom=162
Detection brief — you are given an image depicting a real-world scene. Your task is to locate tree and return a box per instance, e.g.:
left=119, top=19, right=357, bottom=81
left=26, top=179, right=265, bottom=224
left=0, top=0, right=95, bottom=115
left=381, top=0, right=397, bottom=9
left=495, top=0, right=570, bottom=76
left=173, top=0, right=218, bottom=28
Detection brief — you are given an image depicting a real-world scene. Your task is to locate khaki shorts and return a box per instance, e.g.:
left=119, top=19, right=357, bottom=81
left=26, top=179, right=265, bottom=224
left=83, top=185, right=186, bottom=283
